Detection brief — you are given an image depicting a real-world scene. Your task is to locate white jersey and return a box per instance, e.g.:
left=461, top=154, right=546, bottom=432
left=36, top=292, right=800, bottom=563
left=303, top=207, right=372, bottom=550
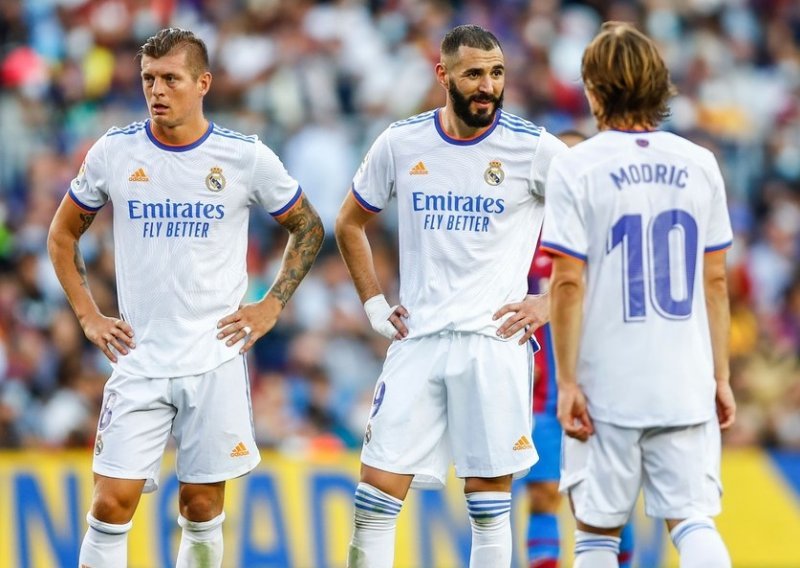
left=69, top=120, right=301, bottom=378
left=352, top=108, right=566, bottom=339
left=541, top=130, right=733, bottom=427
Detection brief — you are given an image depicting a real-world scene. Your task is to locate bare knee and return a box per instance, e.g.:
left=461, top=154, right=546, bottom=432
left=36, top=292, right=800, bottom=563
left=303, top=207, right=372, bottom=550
left=360, top=464, right=414, bottom=501
left=179, top=482, right=226, bottom=522
left=464, top=474, right=512, bottom=494
left=577, top=520, right=623, bottom=537
left=527, top=481, right=561, bottom=514
left=90, top=476, right=146, bottom=524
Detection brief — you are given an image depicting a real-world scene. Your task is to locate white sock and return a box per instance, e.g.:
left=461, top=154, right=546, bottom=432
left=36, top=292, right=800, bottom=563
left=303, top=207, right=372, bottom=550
left=347, top=482, right=403, bottom=568
left=670, top=517, right=731, bottom=568
left=465, top=491, right=512, bottom=568
left=573, top=529, right=620, bottom=568
left=175, top=512, right=225, bottom=568
left=78, top=513, right=132, bottom=568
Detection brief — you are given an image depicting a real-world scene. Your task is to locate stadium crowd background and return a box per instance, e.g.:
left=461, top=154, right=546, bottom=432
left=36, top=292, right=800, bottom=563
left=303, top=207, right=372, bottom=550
left=0, top=0, right=798, bottom=456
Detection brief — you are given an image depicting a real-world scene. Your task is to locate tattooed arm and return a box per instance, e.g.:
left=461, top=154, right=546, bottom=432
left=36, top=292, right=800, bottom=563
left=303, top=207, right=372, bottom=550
left=268, top=193, right=325, bottom=307
left=48, top=194, right=135, bottom=362
left=216, top=193, right=324, bottom=353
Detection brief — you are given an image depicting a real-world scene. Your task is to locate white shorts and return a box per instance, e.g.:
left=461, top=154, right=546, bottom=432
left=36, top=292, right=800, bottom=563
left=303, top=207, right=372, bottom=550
left=93, top=355, right=260, bottom=493
left=560, top=418, right=722, bottom=527
left=361, top=332, right=537, bottom=489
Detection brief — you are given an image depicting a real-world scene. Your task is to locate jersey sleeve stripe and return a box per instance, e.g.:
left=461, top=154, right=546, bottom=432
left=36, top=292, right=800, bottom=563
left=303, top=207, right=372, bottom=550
left=497, top=120, right=541, bottom=137
left=351, top=185, right=382, bottom=213
left=269, top=186, right=303, bottom=217
left=68, top=189, right=103, bottom=212
left=391, top=110, right=435, bottom=128
left=704, top=241, right=732, bottom=253
left=539, top=242, right=587, bottom=263
left=498, top=113, right=541, bottom=130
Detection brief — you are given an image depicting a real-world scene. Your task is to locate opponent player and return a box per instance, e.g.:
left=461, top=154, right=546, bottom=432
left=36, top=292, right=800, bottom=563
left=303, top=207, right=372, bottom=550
left=524, top=132, right=635, bottom=568
left=542, top=22, right=735, bottom=568
left=335, top=24, right=566, bottom=567
left=47, top=28, right=323, bottom=567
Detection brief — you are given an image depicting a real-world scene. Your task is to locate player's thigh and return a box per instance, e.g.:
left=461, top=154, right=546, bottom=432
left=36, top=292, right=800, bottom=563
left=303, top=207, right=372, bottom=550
left=641, top=419, right=722, bottom=520
left=172, top=355, right=261, bottom=485
left=360, top=337, right=450, bottom=488
left=447, top=335, right=535, bottom=480
left=525, top=412, right=563, bottom=484
left=560, top=421, right=642, bottom=528
left=93, top=371, right=176, bottom=493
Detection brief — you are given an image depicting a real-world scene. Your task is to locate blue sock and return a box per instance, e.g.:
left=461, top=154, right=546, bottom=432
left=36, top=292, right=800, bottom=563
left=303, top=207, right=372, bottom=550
left=618, top=521, right=635, bottom=568
left=527, top=513, right=560, bottom=567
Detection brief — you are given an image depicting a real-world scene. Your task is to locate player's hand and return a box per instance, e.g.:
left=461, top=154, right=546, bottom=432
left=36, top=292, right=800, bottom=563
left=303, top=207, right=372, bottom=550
left=364, top=294, right=409, bottom=340
left=80, top=312, right=135, bottom=363
left=493, top=293, right=548, bottom=344
left=557, top=383, right=594, bottom=441
left=715, top=381, right=736, bottom=430
left=217, top=296, right=281, bottom=354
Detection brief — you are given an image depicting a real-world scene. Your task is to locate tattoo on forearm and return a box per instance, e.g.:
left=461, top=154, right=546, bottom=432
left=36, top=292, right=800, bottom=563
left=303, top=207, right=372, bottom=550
left=73, top=242, right=89, bottom=289
left=270, top=195, right=324, bottom=307
left=78, top=212, right=96, bottom=236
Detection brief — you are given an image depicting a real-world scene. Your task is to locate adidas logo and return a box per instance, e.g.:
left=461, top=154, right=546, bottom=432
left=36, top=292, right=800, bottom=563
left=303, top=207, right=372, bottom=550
left=230, top=442, right=250, bottom=457
left=513, top=435, right=533, bottom=451
left=129, top=168, right=149, bottom=182
left=409, top=161, right=428, bottom=175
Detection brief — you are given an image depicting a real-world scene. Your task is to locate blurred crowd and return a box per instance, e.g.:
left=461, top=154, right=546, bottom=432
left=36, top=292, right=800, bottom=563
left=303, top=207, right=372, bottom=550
left=0, top=0, right=798, bottom=454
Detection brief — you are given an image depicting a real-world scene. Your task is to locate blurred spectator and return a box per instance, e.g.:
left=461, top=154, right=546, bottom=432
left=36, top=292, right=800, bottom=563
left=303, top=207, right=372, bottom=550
left=1, top=0, right=799, bottom=452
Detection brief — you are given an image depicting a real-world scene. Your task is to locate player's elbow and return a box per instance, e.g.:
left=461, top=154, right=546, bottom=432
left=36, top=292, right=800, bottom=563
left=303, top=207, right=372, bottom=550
left=46, top=223, right=72, bottom=264
left=334, top=209, right=359, bottom=247
left=703, top=267, right=728, bottom=297
left=550, top=276, right=583, bottom=302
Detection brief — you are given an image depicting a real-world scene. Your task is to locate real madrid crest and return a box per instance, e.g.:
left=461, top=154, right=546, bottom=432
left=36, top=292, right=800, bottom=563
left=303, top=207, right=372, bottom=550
left=484, top=160, right=505, bottom=186
left=94, top=434, right=104, bottom=456
left=205, top=166, right=226, bottom=192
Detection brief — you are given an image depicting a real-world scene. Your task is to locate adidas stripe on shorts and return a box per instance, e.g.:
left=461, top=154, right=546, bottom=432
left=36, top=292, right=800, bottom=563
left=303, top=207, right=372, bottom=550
left=361, top=332, right=538, bottom=489
left=93, top=354, right=260, bottom=492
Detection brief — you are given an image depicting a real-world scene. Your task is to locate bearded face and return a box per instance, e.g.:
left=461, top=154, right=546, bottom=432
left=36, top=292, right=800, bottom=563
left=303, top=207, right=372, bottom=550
left=448, top=80, right=504, bottom=128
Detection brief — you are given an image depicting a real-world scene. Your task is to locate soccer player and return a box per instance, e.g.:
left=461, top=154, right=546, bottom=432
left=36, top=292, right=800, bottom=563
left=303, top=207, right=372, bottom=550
left=47, top=28, right=323, bottom=567
left=524, top=131, right=635, bottom=568
left=335, top=24, right=566, bottom=568
left=541, top=22, right=735, bottom=568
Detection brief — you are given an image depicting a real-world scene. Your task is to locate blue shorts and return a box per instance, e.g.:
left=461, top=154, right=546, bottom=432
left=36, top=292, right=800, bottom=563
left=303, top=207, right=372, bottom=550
left=524, top=412, right=562, bottom=483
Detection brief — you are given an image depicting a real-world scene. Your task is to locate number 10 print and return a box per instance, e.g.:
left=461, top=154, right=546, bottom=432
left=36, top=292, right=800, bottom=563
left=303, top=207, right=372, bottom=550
left=607, top=209, right=698, bottom=321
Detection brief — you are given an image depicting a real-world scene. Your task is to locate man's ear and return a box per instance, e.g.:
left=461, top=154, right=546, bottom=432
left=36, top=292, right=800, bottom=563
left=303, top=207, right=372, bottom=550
left=435, top=62, right=448, bottom=90
left=198, top=71, right=212, bottom=97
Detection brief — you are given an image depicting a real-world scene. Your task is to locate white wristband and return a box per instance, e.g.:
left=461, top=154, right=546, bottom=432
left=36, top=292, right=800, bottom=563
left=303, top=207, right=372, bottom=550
left=364, top=294, right=398, bottom=339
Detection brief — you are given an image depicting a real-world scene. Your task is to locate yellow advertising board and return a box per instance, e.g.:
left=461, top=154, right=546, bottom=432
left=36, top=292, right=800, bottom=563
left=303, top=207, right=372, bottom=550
left=0, top=448, right=798, bottom=567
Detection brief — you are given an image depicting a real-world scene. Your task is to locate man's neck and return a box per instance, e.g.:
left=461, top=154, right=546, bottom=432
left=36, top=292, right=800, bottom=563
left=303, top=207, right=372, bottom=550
left=150, top=117, right=210, bottom=146
left=439, top=105, right=494, bottom=140
left=600, top=120, right=655, bottom=132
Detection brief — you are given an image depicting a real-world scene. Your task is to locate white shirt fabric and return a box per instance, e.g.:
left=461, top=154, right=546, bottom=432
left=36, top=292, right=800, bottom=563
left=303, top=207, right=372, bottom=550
left=541, top=130, right=733, bottom=427
left=69, top=120, right=301, bottom=378
left=352, top=108, right=566, bottom=339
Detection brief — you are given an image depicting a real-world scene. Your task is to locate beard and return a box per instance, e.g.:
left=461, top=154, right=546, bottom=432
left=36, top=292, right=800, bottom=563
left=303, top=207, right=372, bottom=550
left=448, top=82, right=504, bottom=128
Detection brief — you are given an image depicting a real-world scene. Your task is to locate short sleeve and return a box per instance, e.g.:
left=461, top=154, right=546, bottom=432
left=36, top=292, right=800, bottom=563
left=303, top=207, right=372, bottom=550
left=250, top=140, right=302, bottom=217
left=530, top=130, right=568, bottom=198
left=540, top=155, right=588, bottom=262
left=350, top=128, right=395, bottom=212
left=704, top=161, right=733, bottom=253
left=69, top=136, right=110, bottom=211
